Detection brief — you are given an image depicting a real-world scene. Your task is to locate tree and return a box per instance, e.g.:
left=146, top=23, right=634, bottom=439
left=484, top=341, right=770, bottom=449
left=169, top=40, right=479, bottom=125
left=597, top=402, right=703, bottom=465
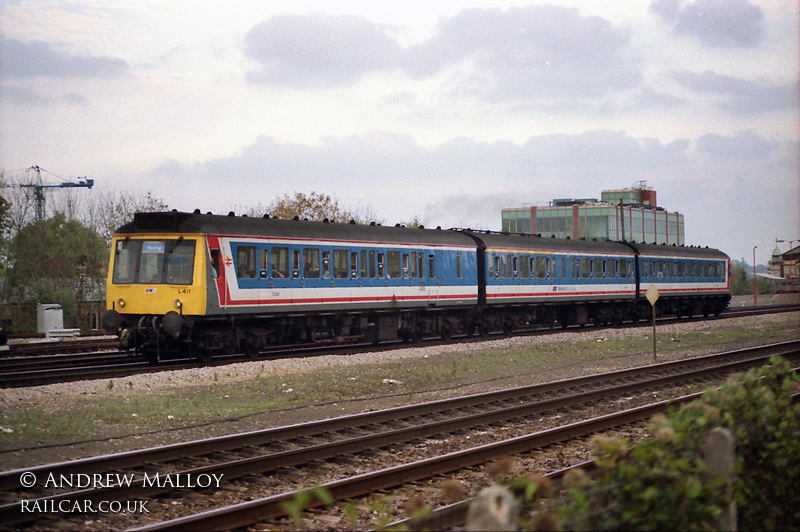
left=252, top=191, right=383, bottom=224
left=4, top=214, right=107, bottom=329
left=55, top=186, right=169, bottom=243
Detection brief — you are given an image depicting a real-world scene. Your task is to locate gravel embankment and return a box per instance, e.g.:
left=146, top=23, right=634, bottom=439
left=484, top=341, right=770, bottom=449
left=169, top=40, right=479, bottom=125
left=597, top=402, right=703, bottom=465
left=4, top=312, right=798, bottom=405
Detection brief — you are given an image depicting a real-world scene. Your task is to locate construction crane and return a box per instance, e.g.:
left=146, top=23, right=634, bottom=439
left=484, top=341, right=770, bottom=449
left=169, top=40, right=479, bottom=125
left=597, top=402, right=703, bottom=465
left=6, top=166, right=94, bottom=221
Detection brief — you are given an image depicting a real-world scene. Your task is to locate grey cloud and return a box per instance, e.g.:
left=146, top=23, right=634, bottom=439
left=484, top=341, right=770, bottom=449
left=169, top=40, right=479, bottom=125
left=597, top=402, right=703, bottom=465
left=244, top=13, right=401, bottom=88
left=650, top=0, right=764, bottom=47
left=673, top=69, right=798, bottom=113
left=242, top=7, right=641, bottom=103
left=696, top=130, right=775, bottom=159
left=0, top=36, right=129, bottom=79
left=0, top=85, right=87, bottom=106
left=403, top=5, right=641, bottom=101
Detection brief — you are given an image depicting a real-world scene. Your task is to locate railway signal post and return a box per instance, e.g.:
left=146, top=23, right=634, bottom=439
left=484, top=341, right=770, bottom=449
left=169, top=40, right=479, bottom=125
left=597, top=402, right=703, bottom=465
left=646, top=283, right=659, bottom=362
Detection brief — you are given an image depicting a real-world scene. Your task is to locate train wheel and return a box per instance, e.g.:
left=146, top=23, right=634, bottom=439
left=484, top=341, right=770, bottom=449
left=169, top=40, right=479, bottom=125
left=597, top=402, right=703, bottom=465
left=502, top=321, right=513, bottom=336
left=196, top=348, right=213, bottom=365
left=145, top=349, right=160, bottom=365
left=242, top=340, right=261, bottom=359
left=441, top=324, right=453, bottom=341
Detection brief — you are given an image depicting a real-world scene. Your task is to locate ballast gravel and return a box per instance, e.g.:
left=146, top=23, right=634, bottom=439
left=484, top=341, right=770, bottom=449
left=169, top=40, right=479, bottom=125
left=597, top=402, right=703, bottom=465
left=2, top=312, right=798, bottom=405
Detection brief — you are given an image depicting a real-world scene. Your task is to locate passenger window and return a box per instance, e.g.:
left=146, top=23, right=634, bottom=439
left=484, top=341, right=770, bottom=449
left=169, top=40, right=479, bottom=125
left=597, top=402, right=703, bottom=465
left=596, top=259, right=604, bottom=278
left=258, top=248, right=268, bottom=279
left=387, top=250, right=401, bottom=278
left=519, top=255, right=529, bottom=278
left=547, top=258, right=554, bottom=278
left=351, top=252, right=359, bottom=278
left=303, top=248, right=320, bottom=278
left=292, top=249, right=300, bottom=278
left=493, top=256, right=500, bottom=278
left=581, top=258, right=591, bottom=278
left=322, top=251, right=331, bottom=279
left=334, top=249, right=348, bottom=278
left=369, top=250, right=377, bottom=278
left=360, top=250, right=368, bottom=278
left=377, top=253, right=385, bottom=278
left=537, top=257, right=546, bottom=279
left=418, top=253, right=425, bottom=278
left=512, top=256, right=518, bottom=277
left=456, top=253, right=462, bottom=278
left=428, top=254, right=435, bottom=278
left=402, top=254, right=410, bottom=278
left=411, top=252, right=418, bottom=278
left=236, top=246, right=257, bottom=279
left=271, top=247, right=289, bottom=279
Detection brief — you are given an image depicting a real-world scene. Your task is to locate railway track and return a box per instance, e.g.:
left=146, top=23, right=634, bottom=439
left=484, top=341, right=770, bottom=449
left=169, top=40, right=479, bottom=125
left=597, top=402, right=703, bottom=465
left=2, top=340, right=797, bottom=530
left=2, top=305, right=797, bottom=389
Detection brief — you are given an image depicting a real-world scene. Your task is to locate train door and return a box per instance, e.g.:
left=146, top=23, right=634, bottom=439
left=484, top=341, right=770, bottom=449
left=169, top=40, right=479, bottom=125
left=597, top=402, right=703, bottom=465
left=207, top=238, right=229, bottom=308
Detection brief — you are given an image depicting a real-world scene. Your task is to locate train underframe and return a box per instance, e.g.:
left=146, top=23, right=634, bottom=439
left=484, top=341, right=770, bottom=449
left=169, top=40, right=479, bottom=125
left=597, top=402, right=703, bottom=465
left=108, top=294, right=730, bottom=364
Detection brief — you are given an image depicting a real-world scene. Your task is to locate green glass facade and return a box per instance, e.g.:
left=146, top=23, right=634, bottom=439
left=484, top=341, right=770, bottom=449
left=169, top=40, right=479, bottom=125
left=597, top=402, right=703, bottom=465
left=501, top=201, right=684, bottom=245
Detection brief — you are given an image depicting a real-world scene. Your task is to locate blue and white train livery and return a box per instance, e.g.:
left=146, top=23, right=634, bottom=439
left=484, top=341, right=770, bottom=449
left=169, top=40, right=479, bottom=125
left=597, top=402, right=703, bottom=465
left=103, top=211, right=730, bottom=363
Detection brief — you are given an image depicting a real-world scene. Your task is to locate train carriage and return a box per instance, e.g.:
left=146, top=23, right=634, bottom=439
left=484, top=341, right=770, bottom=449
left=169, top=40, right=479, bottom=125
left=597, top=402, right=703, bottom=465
left=463, top=231, right=638, bottom=330
left=627, top=242, right=730, bottom=319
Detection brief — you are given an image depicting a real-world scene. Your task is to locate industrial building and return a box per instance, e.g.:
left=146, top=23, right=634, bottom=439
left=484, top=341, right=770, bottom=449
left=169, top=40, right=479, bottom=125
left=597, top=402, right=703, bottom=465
left=501, top=182, right=684, bottom=245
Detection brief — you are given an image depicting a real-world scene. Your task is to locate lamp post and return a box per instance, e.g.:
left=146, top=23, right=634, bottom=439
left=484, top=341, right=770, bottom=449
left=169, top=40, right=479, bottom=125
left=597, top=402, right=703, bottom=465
left=753, top=246, right=757, bottom=306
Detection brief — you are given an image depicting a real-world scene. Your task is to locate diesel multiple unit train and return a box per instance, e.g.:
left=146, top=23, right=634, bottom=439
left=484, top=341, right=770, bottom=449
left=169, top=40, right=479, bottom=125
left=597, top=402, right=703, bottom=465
left=103, top=211, right=731, bottom=363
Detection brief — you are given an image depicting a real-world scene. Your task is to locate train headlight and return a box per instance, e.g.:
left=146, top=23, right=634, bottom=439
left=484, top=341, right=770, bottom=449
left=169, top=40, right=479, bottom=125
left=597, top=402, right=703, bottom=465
left=174, top=299, right=182, bottom=309
left=117, top=298, right=126, bottom=308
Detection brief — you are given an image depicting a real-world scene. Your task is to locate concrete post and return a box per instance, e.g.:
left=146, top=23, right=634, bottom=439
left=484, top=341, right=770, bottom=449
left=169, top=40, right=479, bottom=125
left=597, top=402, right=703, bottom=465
left=702, top=427, right=737, bottom=531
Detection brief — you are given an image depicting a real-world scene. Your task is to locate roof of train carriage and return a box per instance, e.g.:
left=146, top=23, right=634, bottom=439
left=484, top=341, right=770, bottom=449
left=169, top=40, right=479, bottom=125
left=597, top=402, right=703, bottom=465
left=115, top=211, right=478, bottom=248
left=466, top=230, right=729, bottom=260
left=626, top=241, right=729, bottom=260
left=465, top=230, right=636, bottom=255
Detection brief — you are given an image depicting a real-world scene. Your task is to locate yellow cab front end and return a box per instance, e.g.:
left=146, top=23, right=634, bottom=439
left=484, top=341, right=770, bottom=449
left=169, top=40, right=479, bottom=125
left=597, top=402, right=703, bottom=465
left=103, top=233, right=208, bottom=361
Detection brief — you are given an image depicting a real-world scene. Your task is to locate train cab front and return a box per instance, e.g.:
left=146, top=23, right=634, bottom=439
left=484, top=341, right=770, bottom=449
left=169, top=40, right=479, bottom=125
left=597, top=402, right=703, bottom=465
left=103, top=235, right=207, bottom=363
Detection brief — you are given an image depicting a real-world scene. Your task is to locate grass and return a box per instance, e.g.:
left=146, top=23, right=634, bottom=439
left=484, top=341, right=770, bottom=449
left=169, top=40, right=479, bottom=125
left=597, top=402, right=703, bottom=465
left=1, top=315, right=797, bottom=449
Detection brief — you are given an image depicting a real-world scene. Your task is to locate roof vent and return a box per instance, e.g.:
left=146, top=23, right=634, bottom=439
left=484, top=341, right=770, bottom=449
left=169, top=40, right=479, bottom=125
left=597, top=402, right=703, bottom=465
left=227, top=211, right=235, bottom=217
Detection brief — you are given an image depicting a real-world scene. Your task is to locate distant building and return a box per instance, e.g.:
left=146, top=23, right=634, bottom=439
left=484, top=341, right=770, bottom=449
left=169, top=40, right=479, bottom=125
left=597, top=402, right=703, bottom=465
left=501, top=182, right=685, bottom=245
left=767, top=244, right=800, bottom=293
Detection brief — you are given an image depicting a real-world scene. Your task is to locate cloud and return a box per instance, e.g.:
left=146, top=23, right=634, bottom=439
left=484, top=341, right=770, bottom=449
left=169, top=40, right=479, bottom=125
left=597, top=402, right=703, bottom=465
left=0, top=85, right=87, bottom=106
left=242, top=6, right=641, bottom=103
left=403, top=5, right=641, bottom=101
left=0, top=36, right=129, bottom=79
left=696, top=130, right=774, bottom=159
left=650, top=0, right=764, bottom=47
left=672, top=69, right=799, bottom=113
left=243, top=13, right=401, bottom=88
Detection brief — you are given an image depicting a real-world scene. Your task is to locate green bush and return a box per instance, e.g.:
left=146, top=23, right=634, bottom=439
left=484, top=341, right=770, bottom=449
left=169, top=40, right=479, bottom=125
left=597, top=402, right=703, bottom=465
left=522, top=357, right=800, bottom=530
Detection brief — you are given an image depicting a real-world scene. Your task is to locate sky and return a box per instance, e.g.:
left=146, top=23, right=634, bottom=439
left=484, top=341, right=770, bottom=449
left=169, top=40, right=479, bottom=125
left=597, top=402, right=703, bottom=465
left=0, top=0, right=798, bottom=265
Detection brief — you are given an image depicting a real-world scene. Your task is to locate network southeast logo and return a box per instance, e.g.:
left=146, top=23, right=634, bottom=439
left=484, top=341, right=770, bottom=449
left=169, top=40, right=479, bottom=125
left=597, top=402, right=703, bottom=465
left=144, top=288, right=157, bottom=293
